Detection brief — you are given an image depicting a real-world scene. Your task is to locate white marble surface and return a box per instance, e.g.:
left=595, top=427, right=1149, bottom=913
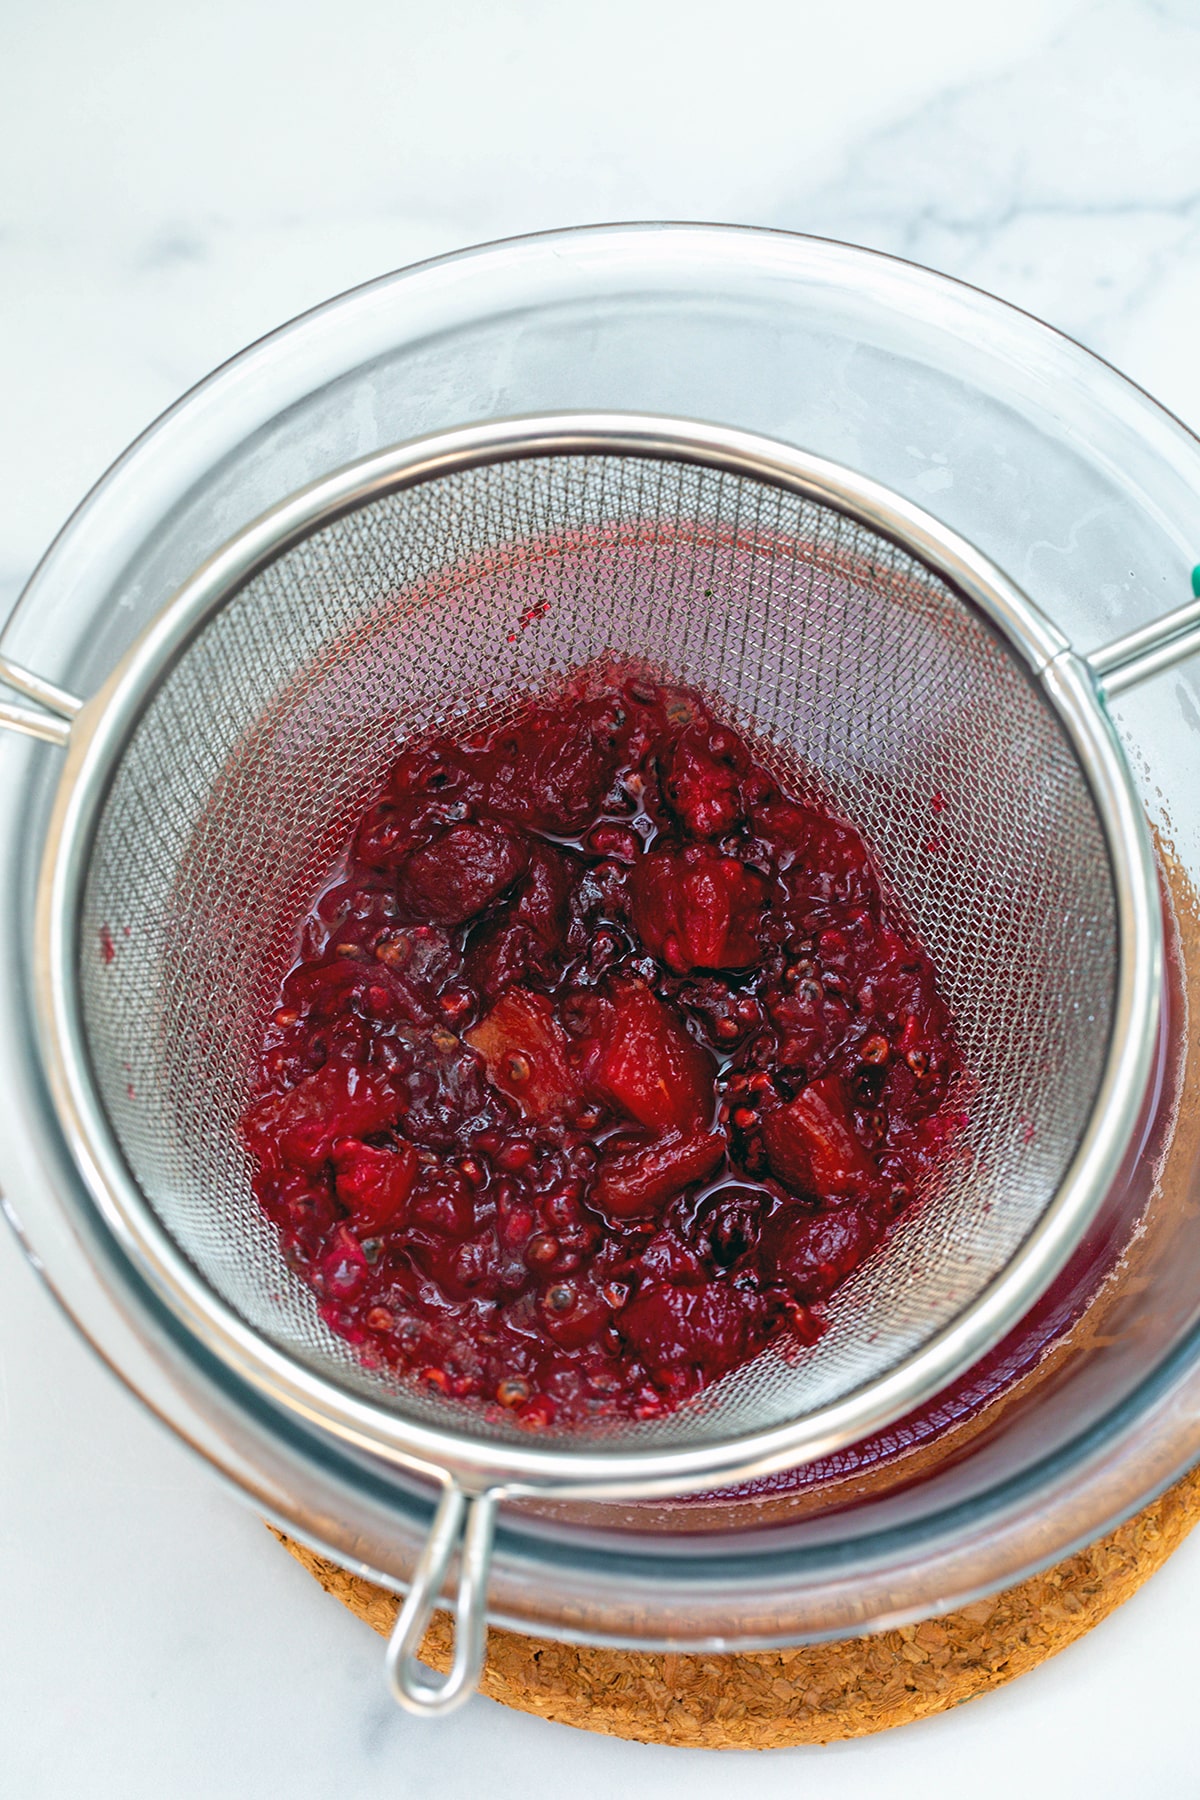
left=4, top=1, right=1200, bottom=1792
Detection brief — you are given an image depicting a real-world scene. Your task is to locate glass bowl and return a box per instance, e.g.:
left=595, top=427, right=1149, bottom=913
left=3, top=223, right=1200, bottom=1649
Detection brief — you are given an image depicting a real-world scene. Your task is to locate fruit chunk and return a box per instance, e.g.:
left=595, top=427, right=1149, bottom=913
left=538, top=1279, right=613, bottom=1351
left=464, top=844, right=582, bottom=1002
left=761, top=1076, right=882, bottom=1199
left=592, top=1131, right=726, bottom=1221
left=281, top=954, right=434, bottom=1028
left=630, top=845, right=767, bottom=972
left=407, top=1166, right=477, bottom=1239
left=482, top=699, right=624, bottom=833
left=386, top=1027, right=497, bottom=1151
left=662, top=723, right=744, bottom=837
left=395, top=820, right=529, bottom=926
left=332, top=1138, right=420, bottom=1232
left=242, top=1062, right=399, bottom=1174
left=579, top=978, right=715, bottom=1134
left=465, top=987, right=581, bottom=1120
left=511, top=843, right=579, bottom=947
left=621, top=1266, right=762, bottom=1370
left=784, top=812, right=882, bottom=917
left=760, top=1202, right=885, bottom=1302
left=318, top=1224, right=371, bottom=1299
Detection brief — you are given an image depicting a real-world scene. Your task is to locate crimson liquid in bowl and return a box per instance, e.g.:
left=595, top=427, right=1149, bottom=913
left=240, top=664, right=965, bottom=1428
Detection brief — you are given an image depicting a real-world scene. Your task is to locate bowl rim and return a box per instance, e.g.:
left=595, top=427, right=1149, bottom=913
left=3, top=221, right=1199, bottom=1644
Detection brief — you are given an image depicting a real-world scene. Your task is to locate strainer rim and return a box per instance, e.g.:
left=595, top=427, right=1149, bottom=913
left=30, top=412, right=1162, bottom=1498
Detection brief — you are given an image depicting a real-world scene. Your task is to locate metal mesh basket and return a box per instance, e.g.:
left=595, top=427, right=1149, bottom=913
left=79, top=451, right=1115, bottom=1445
left=10, top=413, right=1184, bottom=1713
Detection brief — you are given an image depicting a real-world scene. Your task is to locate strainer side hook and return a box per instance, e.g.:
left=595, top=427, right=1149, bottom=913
left=1087, top=564, right=1200, bottom=697
left=385, top=1483, right=499, bottom=1718
left=0, top=655, right=80, bottom=745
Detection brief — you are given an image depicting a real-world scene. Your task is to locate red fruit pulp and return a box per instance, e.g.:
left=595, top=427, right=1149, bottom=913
left=241, top=662, right=965, bottom=1428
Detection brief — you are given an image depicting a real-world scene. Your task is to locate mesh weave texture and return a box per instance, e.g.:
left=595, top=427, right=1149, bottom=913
left=78, top=453, right=1116, bottom=1451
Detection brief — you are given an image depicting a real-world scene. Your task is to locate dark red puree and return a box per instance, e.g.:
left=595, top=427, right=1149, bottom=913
left=241, top=665, right=964, bottom=1428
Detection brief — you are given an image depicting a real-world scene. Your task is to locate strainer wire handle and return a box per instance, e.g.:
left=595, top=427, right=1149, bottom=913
left=385, top=1482, right=499, bottom=1717
left=0, top=654, right=81, bottom=746
left=1088, top=565, right=1200, bottom=698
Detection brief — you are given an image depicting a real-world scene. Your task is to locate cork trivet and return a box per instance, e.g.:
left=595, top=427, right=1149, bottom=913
left=270, top=1460, right=1200, bottom=1746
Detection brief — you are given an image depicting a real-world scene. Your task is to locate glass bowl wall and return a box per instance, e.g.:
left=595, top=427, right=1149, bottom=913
left=3, top=224, right=1200, bottom=1646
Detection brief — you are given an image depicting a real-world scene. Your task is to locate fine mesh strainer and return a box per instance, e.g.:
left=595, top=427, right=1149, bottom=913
left=2, top=413, right=1197, bottom=1713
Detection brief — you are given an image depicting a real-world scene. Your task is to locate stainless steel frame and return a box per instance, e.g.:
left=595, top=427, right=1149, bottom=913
left=1, top=412, right=1194, bottom=1712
